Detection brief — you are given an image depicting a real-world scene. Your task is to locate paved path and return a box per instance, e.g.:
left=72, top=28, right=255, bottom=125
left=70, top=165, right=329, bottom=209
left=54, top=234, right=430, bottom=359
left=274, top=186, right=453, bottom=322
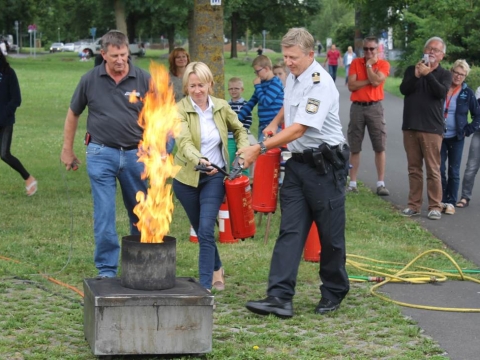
left=336, top=78, right=480, bottom=360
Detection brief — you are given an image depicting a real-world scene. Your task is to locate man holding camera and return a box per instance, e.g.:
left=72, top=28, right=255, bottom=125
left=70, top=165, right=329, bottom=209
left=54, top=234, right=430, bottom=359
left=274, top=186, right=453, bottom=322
left=238, top=27, right=349, bottom=318
left=399, top=37, right=452, bottom=220
left=347, top=36, right=390, bottom=196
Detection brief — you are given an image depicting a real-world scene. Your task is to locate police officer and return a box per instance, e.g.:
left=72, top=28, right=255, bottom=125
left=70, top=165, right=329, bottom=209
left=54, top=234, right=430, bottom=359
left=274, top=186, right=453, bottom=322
left=238, top=27, right=349, bottom=318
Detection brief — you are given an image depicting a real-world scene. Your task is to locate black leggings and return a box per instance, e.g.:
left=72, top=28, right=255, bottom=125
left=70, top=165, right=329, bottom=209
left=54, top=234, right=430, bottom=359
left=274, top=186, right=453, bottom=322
left=0, top=125, right=30, bottom=180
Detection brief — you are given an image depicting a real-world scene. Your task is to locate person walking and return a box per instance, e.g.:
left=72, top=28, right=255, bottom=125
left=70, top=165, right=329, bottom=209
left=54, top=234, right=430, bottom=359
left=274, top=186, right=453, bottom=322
left=0, top=50, right=37, bottom=196
left=238, top=28, right=349, bottom=318
left=173, top=62, right=249, bottom=291
left=399, top=36, right=452, bottom=220
left=343, top=46, right=356, bottom=85
left=346, top=36, right=390, bottom=196
left=324, top=44, right=341, bottom=83
left=60, top=30, right=151, bottom=278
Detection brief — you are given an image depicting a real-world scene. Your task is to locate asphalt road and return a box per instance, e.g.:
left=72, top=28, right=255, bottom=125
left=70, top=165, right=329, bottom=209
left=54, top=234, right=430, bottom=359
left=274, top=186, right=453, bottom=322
left=336, top=77, right=480, bottom=360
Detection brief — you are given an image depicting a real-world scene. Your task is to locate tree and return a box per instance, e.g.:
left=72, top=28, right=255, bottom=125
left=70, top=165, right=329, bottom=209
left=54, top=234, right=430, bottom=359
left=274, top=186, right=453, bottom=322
left=192, top=0, right=225, bottom=98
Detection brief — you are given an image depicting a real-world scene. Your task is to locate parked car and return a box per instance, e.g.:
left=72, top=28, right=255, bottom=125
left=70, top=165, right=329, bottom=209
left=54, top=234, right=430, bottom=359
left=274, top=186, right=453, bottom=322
left=63, top=43, right=75, bottom=52
left=50, top=42, right=64, bottom=53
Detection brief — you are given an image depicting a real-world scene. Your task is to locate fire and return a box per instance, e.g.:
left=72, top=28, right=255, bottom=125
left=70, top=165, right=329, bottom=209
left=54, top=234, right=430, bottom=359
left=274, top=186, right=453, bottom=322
left=132, top=62, right=181, bottom=243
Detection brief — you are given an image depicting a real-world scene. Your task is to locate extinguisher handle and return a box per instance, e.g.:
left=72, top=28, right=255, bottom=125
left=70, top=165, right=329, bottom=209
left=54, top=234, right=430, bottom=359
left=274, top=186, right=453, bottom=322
left=228, top=156, right=244, bottom=180
left=266, top=131, right=274, bottom=138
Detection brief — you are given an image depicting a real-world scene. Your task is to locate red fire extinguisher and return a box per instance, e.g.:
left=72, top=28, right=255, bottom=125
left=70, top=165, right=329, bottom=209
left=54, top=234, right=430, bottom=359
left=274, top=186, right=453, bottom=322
left=195, top=159, right=256, bottom=240
left=252, top=134, right=281, bottom=213
left=218, top=199, right=239, bottom=243
left=304, top=222, right=321, bottom=262
left=189, top=225, right=198, bottom=243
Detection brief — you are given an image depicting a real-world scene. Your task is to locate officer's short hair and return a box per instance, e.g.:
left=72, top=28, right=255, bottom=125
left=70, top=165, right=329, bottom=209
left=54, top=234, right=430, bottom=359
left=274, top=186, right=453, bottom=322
left=101, top=30, right=129, bottom=52
left=183, top=62, right=214, bottom=95
left=281, top=28, right=314, bottom=55
left=252, top=55, right=272, bottom=69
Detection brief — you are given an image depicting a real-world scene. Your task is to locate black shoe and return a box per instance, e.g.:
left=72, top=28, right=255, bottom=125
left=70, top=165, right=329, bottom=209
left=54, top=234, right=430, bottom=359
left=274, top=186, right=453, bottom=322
left=246, top=296, right=293, bottom=319
left=314, top=298, right=341, bottom=315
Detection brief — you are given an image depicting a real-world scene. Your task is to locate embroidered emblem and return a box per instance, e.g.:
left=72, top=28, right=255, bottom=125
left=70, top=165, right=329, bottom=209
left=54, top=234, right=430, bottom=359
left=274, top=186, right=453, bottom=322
left=306, top=98, right=320, bottom=114
left=312, top=72, right=320, bottom=84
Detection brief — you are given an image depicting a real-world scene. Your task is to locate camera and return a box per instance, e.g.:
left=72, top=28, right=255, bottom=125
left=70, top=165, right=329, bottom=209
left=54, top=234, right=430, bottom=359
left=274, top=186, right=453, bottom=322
left=422, top=54, right=430, bottom=64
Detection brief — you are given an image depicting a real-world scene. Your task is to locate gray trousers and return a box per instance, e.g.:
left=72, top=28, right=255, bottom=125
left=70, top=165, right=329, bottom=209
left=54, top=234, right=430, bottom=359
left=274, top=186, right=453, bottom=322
left=461, top=132, right=480, bottom=201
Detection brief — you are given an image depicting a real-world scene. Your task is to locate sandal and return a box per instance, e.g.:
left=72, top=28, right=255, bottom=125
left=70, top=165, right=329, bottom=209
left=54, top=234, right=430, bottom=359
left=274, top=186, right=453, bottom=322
left=455, top=198, right=469, bottom=208
left=26, top=180, right=38, bottom=196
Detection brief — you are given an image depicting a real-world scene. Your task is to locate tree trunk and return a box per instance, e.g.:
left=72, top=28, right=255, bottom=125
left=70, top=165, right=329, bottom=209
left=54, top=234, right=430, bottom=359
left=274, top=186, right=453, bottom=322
left=354, top=7, right=362, bottom=57
left=167, top=24, right=175, bottom=53
left=187, top=9, right=196, bottom=58
left=126, top=13, right=137, bottom=43
left=114, top=0, right=128, bottom=36
left=192, top=0, right=225, bottom=98
left=230, top=12, right=240, bottom=58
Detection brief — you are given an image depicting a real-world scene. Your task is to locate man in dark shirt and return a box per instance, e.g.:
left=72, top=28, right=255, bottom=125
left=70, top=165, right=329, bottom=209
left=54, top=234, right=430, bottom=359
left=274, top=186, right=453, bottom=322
left=399, top=36, right=452, bottom=220
left=60, top=30, right=151, bottom=278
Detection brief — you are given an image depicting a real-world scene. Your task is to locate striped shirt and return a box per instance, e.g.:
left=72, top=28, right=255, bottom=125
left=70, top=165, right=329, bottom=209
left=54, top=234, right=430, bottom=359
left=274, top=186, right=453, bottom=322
left=238, top=76, right=284, bottom=126
left=228, top=97, right=252, bottom=129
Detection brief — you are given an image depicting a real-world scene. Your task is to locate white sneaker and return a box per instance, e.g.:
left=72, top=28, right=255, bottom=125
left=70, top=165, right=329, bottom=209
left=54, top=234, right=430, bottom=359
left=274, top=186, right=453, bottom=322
left=427, top=210, right=442, bottom=220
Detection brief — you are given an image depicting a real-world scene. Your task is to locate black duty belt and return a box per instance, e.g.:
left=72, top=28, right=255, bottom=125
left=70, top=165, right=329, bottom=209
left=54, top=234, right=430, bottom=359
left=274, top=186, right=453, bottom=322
left=291, top=153, right=307, bottom=163
left=353, top=101, right=379, bottom=106
left=91, top=142, right=138, bottom=151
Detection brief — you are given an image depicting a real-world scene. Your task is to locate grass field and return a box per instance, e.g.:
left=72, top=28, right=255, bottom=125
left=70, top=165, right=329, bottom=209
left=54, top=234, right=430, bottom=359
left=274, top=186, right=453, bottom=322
left=0, top=50, right=473, bottom=359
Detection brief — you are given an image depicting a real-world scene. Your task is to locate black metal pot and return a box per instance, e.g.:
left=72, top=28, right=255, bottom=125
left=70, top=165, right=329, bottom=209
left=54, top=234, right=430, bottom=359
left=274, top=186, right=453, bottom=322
left=121, top=235, right=176, bottom=290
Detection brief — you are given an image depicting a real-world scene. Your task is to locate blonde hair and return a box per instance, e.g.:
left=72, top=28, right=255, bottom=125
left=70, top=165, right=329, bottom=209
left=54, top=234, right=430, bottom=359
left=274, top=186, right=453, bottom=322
left=252, top=55, right=272, bottom=69
left=183, top=62, right=214, bottom=95
left=452, top=59, right=471, bottom=76
left=281, top=28, right=314, bottom=54
left=228, top=77, right=243, bottom=87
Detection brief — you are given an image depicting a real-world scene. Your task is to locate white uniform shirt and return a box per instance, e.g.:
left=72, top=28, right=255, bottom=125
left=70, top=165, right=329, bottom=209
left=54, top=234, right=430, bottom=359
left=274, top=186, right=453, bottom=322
left=284, top=60, right=344, bottom=152
left=191, top=96, right=225, bottom=168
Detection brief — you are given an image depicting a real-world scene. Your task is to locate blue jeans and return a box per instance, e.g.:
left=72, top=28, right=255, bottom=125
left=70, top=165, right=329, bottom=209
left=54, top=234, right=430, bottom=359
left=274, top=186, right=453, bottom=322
left=328, top=65, right=338, bottom=82
left=166, top=136, right=175, bottom=154
left=258, top=123, right=282, bottom=142
left=86, top=143, right=147, bottom=277
left=345, top=65, right=350, bottom=84
left=173, top=173, right=225, bottom=289
left=461, top=132, right=480, bottom=201
left=440, top=136, right=465, bottom=205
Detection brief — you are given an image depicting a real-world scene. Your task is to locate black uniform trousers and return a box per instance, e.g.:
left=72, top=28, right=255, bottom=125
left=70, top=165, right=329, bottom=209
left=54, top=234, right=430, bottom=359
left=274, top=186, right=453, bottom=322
left=267, top=157, right=349, bottom=303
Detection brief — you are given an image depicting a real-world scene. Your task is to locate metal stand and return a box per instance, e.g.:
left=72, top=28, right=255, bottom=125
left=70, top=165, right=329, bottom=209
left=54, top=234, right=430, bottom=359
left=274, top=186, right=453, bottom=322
left=256, top=212, right=273, bottom=244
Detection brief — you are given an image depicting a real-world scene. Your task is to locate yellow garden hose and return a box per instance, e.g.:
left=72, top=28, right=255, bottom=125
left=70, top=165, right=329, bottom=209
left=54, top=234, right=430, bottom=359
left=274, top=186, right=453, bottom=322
left=347, top=249, right=480, bottom=312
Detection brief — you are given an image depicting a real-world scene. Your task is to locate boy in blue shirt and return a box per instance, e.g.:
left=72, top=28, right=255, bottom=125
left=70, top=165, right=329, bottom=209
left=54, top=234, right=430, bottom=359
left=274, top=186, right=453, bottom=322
left=237, top=55, right=284, bottom=141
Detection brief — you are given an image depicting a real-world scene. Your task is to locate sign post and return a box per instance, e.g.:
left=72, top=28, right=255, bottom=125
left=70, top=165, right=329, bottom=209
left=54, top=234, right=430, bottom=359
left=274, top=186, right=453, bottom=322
left=90, top=27, right=96, bottom=43
left=14, top=21, right=19, bottom=54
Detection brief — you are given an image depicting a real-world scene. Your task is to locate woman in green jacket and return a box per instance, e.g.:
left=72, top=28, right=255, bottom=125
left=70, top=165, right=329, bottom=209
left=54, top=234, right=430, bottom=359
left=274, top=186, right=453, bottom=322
left=173, top=62, right=249, bottom=291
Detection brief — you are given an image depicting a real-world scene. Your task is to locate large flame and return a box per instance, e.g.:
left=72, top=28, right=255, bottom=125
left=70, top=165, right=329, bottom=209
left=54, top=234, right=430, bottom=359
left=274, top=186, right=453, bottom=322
left=132, top=62, right=181, bottom=243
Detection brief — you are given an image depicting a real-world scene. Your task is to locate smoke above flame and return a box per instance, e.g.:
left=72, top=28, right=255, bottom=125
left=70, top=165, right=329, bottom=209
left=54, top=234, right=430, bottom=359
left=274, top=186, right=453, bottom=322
left=131, top=62, right=181, bottom=243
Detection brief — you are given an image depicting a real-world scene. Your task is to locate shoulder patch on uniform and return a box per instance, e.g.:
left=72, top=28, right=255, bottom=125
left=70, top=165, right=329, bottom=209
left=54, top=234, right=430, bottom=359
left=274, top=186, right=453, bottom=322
left=306, top=98, right=320, bottom=114
left=312, top=72, right=321, bottom=84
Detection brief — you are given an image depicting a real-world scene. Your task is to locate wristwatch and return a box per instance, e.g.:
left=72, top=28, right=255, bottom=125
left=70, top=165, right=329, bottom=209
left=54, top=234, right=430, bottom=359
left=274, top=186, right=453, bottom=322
left=258, top=141, right=267, bottom=154
left=366, top=64, right=373, bottom=69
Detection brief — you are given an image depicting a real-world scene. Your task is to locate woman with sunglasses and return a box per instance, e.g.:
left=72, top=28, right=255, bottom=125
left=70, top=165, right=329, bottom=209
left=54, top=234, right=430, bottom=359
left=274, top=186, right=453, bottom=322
left=440, top=59, right=480, bottom=211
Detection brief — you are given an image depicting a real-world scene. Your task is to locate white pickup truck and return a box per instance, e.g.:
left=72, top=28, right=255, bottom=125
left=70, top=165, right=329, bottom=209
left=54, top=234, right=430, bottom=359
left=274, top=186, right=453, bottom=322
left=76, top=39, right=145, bottom=58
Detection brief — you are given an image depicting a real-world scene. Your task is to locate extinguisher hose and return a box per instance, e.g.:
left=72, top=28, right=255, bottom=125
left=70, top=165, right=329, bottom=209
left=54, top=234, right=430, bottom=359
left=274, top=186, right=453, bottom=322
left=194, top=156, right=244, bottom=180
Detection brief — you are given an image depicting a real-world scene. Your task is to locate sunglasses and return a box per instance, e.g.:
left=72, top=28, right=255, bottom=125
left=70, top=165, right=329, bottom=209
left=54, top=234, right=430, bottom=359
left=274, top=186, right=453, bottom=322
left=363, top=47, right=377, bottom=52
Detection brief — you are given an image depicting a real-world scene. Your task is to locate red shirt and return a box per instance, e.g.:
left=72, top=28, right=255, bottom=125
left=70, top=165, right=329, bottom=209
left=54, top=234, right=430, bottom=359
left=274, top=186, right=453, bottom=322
left=349, top=57, right=390, bottom=102
left=326, top=50, right=340, bottom=66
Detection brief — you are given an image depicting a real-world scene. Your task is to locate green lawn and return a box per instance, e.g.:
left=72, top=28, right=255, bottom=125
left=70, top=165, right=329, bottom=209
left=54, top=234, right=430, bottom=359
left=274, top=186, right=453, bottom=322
left=0, top=50, right=474, bottom=359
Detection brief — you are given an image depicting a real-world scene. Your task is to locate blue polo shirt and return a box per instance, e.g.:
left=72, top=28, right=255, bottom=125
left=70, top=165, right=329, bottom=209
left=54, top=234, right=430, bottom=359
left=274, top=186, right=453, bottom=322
left=70, top=60, right=151, bottom=148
